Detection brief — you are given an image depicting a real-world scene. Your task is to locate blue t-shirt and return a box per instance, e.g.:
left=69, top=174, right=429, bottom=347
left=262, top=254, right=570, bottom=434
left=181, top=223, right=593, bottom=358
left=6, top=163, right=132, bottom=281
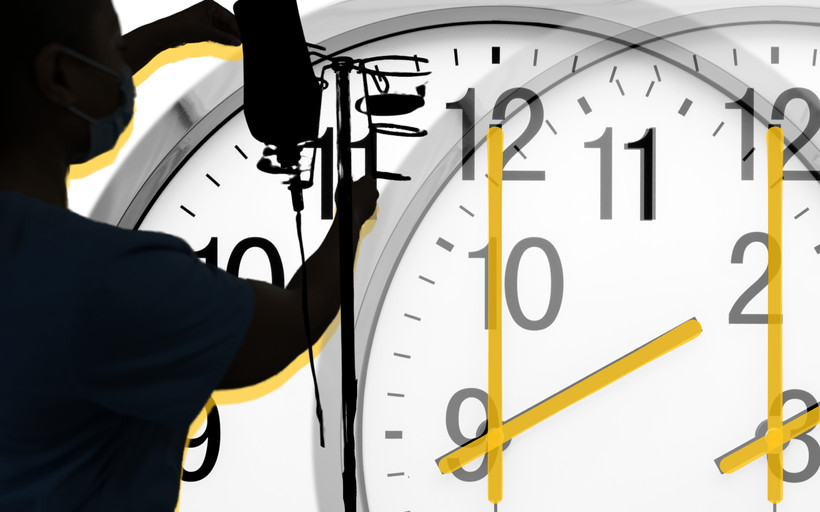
left=0, top=190, right=255, bottom=511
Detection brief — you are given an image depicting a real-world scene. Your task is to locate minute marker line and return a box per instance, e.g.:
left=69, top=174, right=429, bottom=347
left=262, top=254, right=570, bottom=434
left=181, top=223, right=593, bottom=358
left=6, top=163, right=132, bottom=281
left=206, top=173, right=220, bottom=187
left=419, top=275, right=436, bottom=285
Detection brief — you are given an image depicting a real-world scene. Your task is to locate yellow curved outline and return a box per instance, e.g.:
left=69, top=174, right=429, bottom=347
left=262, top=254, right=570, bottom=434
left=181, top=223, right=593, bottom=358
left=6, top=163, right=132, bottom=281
left=176, top=213, right=378, bottom=511
left=110, top=40, right=378, bottom=510
left=66, top=42, right=243, bottom=188
left=766, top=126, right=784, bottom=504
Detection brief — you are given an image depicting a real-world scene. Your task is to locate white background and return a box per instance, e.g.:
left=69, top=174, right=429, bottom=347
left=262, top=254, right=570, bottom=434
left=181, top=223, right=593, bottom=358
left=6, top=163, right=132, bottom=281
left=67, top=0, right=339, bottom=217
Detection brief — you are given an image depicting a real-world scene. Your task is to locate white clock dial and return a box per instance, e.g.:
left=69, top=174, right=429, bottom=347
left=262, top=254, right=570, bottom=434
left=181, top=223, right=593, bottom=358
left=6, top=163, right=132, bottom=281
left=90, top=2, right=820, bottom=511
left=355, top=7, right=820, bottom=512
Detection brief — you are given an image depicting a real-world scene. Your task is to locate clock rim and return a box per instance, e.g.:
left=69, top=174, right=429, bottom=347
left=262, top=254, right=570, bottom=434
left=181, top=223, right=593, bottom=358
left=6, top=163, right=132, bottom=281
left=83, top=3, right=820, bottom=509
left=350, top=7, right=820, bottom=512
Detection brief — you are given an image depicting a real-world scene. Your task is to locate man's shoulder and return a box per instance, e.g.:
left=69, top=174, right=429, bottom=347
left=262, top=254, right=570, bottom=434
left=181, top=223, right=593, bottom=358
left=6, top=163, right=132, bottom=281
left=0, top=189, right=193, bottom=264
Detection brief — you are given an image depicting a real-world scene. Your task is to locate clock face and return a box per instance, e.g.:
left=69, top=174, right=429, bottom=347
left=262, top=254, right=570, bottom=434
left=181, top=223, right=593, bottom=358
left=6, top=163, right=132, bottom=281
left=92, top=2, right=820, bottom=511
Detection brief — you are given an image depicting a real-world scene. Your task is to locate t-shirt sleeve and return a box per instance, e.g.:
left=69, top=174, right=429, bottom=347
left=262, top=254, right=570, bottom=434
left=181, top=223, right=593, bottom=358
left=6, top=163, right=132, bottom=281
left=70, top=230, right=256, bottom=428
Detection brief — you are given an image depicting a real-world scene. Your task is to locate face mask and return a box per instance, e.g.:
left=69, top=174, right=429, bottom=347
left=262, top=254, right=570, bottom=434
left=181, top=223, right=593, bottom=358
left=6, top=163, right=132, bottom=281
left=62, top=47, right=136, bottom=164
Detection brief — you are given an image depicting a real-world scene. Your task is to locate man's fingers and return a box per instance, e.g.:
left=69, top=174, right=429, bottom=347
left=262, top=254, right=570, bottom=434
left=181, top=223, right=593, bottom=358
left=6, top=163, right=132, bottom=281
left=209, top=1, right=242, bottom=44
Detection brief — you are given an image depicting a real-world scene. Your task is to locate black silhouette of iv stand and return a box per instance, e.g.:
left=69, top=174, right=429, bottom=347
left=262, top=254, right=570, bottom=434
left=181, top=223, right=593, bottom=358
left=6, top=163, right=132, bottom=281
left=235, top=1, right=428, bottom=510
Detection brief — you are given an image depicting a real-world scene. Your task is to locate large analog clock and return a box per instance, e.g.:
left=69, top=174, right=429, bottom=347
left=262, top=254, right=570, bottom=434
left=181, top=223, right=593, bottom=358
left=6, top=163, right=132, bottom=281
left=90, top=1, right=820, bottom=510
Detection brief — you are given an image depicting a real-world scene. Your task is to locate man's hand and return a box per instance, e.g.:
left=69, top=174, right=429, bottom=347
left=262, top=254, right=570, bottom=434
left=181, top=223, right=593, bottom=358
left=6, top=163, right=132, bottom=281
left=122, top=0, right=241, bottom=73
left=219, top=175, right=380, bottom=390
left=162, top=0, right=242, bottom=48
left=346, top=176, right=379, bottom=227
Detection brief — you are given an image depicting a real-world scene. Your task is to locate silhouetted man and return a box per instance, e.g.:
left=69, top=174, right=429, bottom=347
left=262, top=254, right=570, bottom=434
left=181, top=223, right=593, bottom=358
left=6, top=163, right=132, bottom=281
left=0, top=1, right=377, bottom=510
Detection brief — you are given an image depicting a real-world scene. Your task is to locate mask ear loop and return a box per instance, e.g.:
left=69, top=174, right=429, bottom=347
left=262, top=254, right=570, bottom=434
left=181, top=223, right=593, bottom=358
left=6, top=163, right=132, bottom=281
left=61, top=46, right=136, bottom=123
left=60, top=46, right=122, bottom=78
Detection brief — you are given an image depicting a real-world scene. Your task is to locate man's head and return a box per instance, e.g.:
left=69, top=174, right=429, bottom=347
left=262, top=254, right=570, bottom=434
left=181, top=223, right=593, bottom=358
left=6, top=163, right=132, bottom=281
left=2, top=0, right=128, bottom=162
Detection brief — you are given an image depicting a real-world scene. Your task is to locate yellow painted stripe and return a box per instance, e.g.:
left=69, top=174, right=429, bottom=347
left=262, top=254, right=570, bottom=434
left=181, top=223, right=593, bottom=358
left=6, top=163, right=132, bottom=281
left=487, top=126, right=504, bottom=503
left=438, top=319, right=702, bottom=474
left=767, top=126, right=784, bottom=504
left=719, top=405, right=820, bottom=474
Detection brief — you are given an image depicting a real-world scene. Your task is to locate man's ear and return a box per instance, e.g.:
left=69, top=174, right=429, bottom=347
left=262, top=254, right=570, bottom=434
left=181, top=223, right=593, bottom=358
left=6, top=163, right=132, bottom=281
left=33, top=43, right=78, bottom=107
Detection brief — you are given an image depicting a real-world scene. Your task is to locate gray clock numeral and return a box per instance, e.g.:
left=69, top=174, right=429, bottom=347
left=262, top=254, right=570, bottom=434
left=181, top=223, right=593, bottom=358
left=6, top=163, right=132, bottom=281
left=725, top=87, right=755, bottom=181
left=584, top=127, right=613, bottom=219
left=624, top=128, right=656, bottom=221
left=771, top=87, right=820, bottom=168
left=182, top=401, right=221, bottom=482
left=195, top=236, right=285, bottom=286
left=584, top=127, right=656, bottom=220
left=725, top=87, right=820, bottom=181
left=753, top=389, right=820, bottom=483
left=469, top=237, right=563, bottom=331
left=729, top=231, right=779, bottom=324
left=446, top=88, right=477, bottom=181
left=445, top=388, right=512, bottom=482
left=447, top=87, right=545, bottom=181
left=492, top=87, right=546, bottom=181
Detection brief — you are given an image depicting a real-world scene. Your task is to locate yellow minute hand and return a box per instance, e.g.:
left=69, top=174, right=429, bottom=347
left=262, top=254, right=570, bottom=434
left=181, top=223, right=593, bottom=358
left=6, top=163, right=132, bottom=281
left=487, top=126, right=503, bottom=504
left=436, top=318, right=703, bottom=474
left=767, top=125, right=784, bottom=504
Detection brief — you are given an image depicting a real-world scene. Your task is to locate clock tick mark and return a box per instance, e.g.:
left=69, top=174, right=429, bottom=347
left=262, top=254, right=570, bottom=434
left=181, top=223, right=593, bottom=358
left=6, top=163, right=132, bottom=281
left=234, top=145, right=248, bottom=160
left=180, top=205, right=196, bottom=217
left=387, top=392, right=405, bottom=398
left=545, top=119, right=557, bottom=135
left=459, top=205, right=475, bottom=217
left=572, top=55, right=578, bottom=73
left=385, top=430, right=403, bottom=439
left=393, top=352, right=411, bottom=359
left=771, top=46, right=780, bottom=64
left=678, top=98, right=693, bottom=116
left=609, top=66, right=617, bottom=83
left=419, top=275, right=436, bottom=285
left=387, top=472, right=405, bottom=478
left=654, top=64, right=662, bottom=82
left=436, top=237, right=455, bottom=252
left=693, top=54, right=700, bottom=72
left=533, top=49, right=538, bottom=66
left=578, top=96, right=592, bottom=115
left=733, top=48, right=738, bottom=66
left=206, top=173, right=220, bottom=187
left=453, top=48, right=459, bottom=66
left=795, top=207, right=809, bottom=219
left=615, top=79, right=625, bottom=96
left=742, top=147, right=755, bottom=161
left=814, top=49, right=818, bottom=66
left=404, top=313, right=421, bottom=322
left=645, top=81, right=655, bottom=97
left=713, top=121, right=725, bottom=137
left=784, top=170, right=820, bottom=181
left=491, top=46, right=500, bottom=64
